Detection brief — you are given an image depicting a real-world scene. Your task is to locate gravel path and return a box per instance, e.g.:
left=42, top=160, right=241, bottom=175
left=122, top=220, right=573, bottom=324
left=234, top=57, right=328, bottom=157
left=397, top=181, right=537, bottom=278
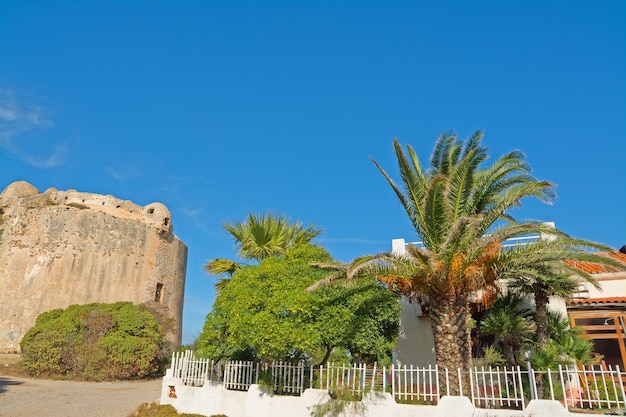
left=0, top=374, right=162, bottom=417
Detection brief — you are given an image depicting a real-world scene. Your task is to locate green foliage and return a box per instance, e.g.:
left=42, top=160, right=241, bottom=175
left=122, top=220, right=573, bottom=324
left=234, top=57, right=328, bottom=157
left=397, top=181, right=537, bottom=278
left=473, top=345, right=506, bottom=368
left=528, top=312, right=594, bottom=370
left=475, top=299, right=594, bottom=370
left=223, top=212, right=322, bottom=261
left=309, top=280, right=400, bottom=365
left=587, top=378, right=620, bottom=403
left=20, top=302, right=169, bottom=380
left=310, top=388, right=366, bottom=417
left=129, top=402, right=207, bottom=417
left=197, top=244, right=400, bottom=364
left=479, top=293, right=535, bottom=367
left=205, top=212, right=323, bottom=291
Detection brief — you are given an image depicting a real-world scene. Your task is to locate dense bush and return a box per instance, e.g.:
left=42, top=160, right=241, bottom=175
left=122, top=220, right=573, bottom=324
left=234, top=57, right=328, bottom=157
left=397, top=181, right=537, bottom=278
left=20, top=302, right=170, bottom=380
left=129, top=403, right=207, bottom=417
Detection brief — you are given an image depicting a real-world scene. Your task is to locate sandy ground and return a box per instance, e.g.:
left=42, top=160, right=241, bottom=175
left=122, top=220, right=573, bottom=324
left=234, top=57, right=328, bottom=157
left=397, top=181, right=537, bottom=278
left=0, top=354, right=163, bottom=417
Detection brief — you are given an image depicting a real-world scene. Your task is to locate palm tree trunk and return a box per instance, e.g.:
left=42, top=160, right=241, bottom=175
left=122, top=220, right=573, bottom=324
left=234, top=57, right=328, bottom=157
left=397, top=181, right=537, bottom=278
left=503, top=344, right=516, bottom=368
left=428, top=292, right=473, bottom=396
left=534, top=290, right=550, bottom=349
left=533, top=288, right=550, bottom=399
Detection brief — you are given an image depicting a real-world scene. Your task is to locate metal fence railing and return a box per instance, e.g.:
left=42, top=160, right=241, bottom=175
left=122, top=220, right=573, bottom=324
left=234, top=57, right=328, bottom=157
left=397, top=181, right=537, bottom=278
left=168, top=351, right=626, bottom=412
left=392, top=364, right=439, bottom=404
left=223, top=360, right=256, bottom=391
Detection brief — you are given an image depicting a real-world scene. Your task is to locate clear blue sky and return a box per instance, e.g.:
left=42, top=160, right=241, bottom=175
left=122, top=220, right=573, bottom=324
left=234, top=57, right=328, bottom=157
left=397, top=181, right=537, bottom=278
left=1, top=1, right=624, bottom=344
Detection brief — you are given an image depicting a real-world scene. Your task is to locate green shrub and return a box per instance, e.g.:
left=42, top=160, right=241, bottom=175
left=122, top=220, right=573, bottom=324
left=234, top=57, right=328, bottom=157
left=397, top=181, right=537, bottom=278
left=21, top=302, right=170, bottom=380
left=129, top=402, right=207, bottom=417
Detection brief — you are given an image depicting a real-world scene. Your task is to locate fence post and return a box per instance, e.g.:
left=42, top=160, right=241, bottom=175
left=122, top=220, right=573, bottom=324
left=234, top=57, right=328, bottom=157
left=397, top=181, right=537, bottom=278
left=617, top=365, right=626, bottom=409
left=609, top=365, right=618, bottom=409
left=516, top=366, right=525, bottom=411
left=361, top=364, right=366, bottom=393
left=428, top=365, right=441, bottom=403
left=383, top=366, right=386, bottom=393
left=559, top=365, right=569, bottom=410
left=469, top=367, right=475, bottom=406
left=434, top=365, right=439, bottom=403
left=547, top=369, right=554, bottom=401
left=371, top=363, right=377, bottom=392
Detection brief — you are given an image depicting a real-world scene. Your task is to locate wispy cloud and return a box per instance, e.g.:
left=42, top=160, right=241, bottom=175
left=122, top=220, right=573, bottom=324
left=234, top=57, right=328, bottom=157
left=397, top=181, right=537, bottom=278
left=181, top=205, right=224, bottom=237
left=182, top=206, right=206, bottom=222
left=104, top=164, right=143, bottom=182
left=21, top=141, right=72, bottom=168
left=0, top=86, right=75, bottom=167
left=103, top=153, right=164, bottom=186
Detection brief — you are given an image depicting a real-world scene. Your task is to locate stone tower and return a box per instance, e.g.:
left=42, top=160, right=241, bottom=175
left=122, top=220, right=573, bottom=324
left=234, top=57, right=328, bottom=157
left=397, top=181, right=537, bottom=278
left=0, top=181, right=188, bottom=352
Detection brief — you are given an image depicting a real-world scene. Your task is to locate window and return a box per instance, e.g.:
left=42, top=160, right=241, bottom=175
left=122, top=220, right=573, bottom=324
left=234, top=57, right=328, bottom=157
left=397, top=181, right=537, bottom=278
left=155, top=283, right=164, bottom=302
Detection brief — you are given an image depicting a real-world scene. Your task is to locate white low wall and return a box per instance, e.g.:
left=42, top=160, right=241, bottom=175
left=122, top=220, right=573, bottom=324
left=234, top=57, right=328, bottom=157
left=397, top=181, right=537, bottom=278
left=160, top=370, right=599, bottom=417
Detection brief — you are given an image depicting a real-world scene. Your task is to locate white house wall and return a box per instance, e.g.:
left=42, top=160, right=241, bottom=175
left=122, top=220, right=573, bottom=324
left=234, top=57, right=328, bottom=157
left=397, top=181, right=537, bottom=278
left=395, top=297, right=436, bottom=366
left=584, top=274, right=626, bottom=299
left=391, top=237, right=571, bottom=365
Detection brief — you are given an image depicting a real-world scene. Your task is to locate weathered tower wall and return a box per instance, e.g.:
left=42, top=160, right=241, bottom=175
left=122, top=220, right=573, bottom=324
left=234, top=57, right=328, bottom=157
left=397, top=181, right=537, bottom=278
left=0, top=181, right=188, bottom=353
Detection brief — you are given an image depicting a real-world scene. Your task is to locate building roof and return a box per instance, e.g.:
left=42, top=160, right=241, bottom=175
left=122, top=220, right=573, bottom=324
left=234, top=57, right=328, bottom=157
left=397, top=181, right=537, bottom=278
left=569, top=297, right=626, bottom=305
left=564, top=251, right=626, bottom=274
left=568, top=297, right=626, bottom=311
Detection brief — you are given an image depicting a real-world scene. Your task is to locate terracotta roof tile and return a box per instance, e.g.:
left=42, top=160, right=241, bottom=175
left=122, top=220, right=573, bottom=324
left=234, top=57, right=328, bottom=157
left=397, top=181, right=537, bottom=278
left=564, top=252, right=626, bottom=274
left=569, top=297, right=626, bottom=305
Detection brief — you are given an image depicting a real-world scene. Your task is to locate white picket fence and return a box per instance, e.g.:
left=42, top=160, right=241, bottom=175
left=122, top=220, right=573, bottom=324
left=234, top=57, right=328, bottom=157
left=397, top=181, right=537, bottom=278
left=169, top=351, right=626, bottom=411
left=170, top=350, right=223, bottom=386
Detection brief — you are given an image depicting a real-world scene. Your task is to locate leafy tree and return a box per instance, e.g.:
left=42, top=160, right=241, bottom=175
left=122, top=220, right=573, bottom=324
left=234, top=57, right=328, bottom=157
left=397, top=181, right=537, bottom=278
left=310, top=278, right=401, bottom=365
left=197, top=245, right=400, bottom=364
left=205, top=212, right=321, bottom=291
left=20, top=302, right=169, bottom=380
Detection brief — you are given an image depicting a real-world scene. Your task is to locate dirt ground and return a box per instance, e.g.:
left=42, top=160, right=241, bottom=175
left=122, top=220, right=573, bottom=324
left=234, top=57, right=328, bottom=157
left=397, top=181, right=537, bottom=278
left=0, top=354, right=163, bottom=417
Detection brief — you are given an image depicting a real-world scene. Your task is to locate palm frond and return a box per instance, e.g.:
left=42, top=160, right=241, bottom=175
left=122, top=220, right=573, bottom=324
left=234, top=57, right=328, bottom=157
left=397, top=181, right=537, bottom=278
left=430, top=131, right=457, bottom=174
left=204, top=258, right=242, bottom=277
left=222, top=212, right=321, bottom=261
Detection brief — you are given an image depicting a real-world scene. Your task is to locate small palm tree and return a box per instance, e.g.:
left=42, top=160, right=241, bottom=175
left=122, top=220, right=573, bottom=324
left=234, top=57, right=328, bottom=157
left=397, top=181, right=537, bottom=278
left=205, top=212, right=321, bottom=290
left=479, top=293, right=535, bottom=367
left=498, top=237, right=625, bottom=398
left=498, top=235, right=624, bottom=351
left=546, top=311, right=594, bottom=365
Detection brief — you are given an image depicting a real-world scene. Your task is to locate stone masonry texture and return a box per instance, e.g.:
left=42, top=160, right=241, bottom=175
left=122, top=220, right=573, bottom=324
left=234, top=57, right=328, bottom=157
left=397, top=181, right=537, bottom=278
left=0, top=181, right=188, bottom=352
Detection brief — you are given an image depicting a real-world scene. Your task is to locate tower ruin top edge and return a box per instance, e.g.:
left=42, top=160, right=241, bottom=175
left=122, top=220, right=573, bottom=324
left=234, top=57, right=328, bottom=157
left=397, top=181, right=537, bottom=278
left=0, top=180, right=175, bottom=235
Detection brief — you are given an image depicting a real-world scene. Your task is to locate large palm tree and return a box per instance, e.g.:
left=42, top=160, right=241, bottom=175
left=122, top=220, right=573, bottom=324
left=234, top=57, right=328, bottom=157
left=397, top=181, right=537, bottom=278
left=205, top=212, right=322, bottom=290
left=308, top=132, right=626, bottom=396
left=369, top=133, right=626, bottom=395
left=365, top=131, right=557, bottom=393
